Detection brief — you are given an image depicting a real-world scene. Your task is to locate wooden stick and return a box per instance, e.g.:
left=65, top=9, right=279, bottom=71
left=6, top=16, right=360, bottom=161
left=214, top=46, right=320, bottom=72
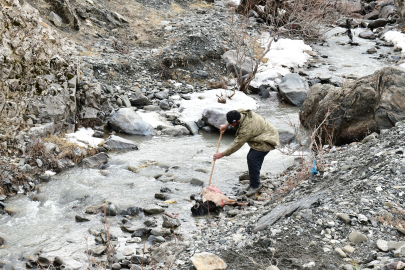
left=208, top=133, right=223, bottom=186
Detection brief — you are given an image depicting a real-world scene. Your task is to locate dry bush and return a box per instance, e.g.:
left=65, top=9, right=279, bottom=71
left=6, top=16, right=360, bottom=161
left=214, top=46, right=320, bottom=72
left=25, top=138, right=61, bottom=172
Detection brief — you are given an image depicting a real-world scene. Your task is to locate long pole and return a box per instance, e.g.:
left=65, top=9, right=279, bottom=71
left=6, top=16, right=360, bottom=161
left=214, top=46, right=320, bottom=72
left=208, top=132, right=223, bottom=186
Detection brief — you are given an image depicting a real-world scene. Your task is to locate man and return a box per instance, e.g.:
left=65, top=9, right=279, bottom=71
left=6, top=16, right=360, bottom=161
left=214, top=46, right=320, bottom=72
left=213, top=109, right=279, bottom=196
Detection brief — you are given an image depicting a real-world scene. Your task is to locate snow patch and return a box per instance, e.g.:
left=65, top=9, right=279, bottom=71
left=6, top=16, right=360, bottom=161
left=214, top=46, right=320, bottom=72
left=65, top=127, right=104, bottom=148
left=384, top=31, right=405, bottom=55
left=178, top=89, right=257, bottom=123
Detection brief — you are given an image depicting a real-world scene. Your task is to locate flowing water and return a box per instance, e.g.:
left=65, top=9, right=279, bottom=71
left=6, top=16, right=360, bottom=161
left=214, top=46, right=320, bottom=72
left=0, top=27, right=399, bottom=268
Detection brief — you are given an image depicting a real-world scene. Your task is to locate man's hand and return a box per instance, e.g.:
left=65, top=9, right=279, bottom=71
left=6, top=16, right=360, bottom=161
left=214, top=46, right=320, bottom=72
left=219, top=124, right=228, bottom=134
left=213, top=152, right=224, bottom=161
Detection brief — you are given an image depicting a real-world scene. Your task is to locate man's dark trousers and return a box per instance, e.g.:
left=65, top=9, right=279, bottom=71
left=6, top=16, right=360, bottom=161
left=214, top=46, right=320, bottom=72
left=247, top=148, right=269, bottom=188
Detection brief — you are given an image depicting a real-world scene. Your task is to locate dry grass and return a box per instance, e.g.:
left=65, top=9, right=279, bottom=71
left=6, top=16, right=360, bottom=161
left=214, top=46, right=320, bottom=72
left=375, top=206, right=405, bottom=229
left=207, top=81, right=228, bottom=89
left=171, top=3, right=185, bottom=13
left=190, top=2, right=214, bottom=9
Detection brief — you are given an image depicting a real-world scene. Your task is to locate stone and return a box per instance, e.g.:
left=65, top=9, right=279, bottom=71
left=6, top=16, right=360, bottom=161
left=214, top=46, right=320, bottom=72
left=159, top=100, right=170, bottom=110
left=82, top=153, right=109, bottom=169
left=131, top=228, right=148, bottom=237
left=184, top=121, right=199, bottom=135
left=49, top=11, right=62, bottom=27
left=109, top=108, right=153, bottom=135
left=162, top=215, right=181, bottom=228
left=192, top=70, right=209, bottom=79
left=91, top=245, right=107, bottom=256
left=130, top=91, right=149, bottom=106
left=394, top=245, right=405, bottom=257
left=151, top=228, right=171, bottom=236
left=359, top=30, right=376, bottom=39
left=202, top=108, right=227, bottom=129
left=119, top=206, right=142, bottom=216
left=131, top=255, right=151, bottom=265
left=364, top=10, right=379, bottom=20
left=143, top=205, right=165, bottom=214
left=155, top=193, right=169, bottom=200
left=368, top=19, right=390, bottom=29
left=120, top=95, right=131, bottom=108
left=222, top=50, right=255, bottom=76
left=151, top=242, right=188, bottom=263
left=279, top=131, right=296, bottom=145
left=190, top=178, right=204, bottom=186
left=278, top=73, right=309, bottom=107
left=106, top=202, right=118, bottom=216
left=376, top=239, right=389, bottom=251
left=112, top=263, right=121, bottom=270
left=367, top=47, right=377, bottom=54
left=300, top=67, right=405, bottom=145
left=75, top=214, right=91, bottom=222
left=342, top=245, right=355, bottom=254
left=104, top=135, right=138, bottom=150
left=379, top=5, right=396, bottom=19
left=36, top=159, right=43, bottom=168
left=155, top=91, right=169, bottom=100
left=335, top=248, right=346, bottom=258
left=349, top=231, right=368, bottom=244
left=45, top=143, right=57, bottom=153
left=342, top=265, right=353, bottom=270
left=190, top=252, right=227, bottom=270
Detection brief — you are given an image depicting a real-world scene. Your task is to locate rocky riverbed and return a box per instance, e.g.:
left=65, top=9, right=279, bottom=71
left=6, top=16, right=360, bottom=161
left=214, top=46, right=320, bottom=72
left=2, top=0, right=405, bottom=269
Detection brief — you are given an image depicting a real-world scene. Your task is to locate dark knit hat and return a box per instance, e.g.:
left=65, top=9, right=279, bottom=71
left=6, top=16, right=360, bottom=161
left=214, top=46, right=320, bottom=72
left=226, top=110, right=241, bottom=124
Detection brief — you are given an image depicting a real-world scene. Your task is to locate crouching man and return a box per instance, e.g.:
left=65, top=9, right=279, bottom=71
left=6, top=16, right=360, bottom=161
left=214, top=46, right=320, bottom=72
left=213, top=109, right=279, bottom=196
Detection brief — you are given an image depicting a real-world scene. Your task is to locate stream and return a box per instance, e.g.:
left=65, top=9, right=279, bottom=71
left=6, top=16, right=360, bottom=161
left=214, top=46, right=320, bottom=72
left=0, top=26, right=400, bottom=268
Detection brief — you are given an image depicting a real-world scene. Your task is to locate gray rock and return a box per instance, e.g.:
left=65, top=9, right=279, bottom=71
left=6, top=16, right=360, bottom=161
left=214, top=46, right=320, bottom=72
left=82, top=153, right=108, bottom=169
left=131, top=228, right=148, bottom=237
left=184, top=121, right=199, bottom=135
left=349, top=231, right=368, bottom=244
left=104, top=135, right=138, bottom=150
left=120, top=95, right=131, bottom=108
left=155, top=193, right=169, bottom=200
left=131, top=255, right=150, bottom=265
left=190, top=178, right=204, bottom=186
left=278, top=73, right=309, bottom=107
left=155, top=91, right=169, bottom=100
left=265, top=267, right=280, bottom=270
left=106, top=202, right=118, bottom=216
left=368, top=19, right=390, bottom=29
left=112, top=262, right=121, bottom=270
left=154, top=236, right=165, bottom=243
left=162, top=215, right=181, bottom=228
left=367, top=47, right=377, bottom=54
left=109, top=108, right=153, bottom=135
left=377, top=239, right=389, bottom=251
left=159, top=100, right=170, bottom=110
left=359, top=30, right=376, bottom=39
left=160, top=126, right=190, bottom=136
left=222, top=50, right=255, bottom=76
left=49, top=11, right=62, bottom=27
left=192, top=70, right=209, bottom=79
left=151, top=242, right=188, bottom=263
left=91, top=245, right=107, bottom=256
left=45, top=143, right=57, bottom=153
left=379, top=5, right=396, bottom=19
left=202, top=108, right=227, bottom=129
left=364, top=10, right=379, bottom=20
left=36, top=159, right=43, bottom=168
left=151, top=228, right=171, bottom=237
left=143, top=105, right=161, bottom=111
left=75, top=214, right=91, bottom=222
left=130, top=91, right=149, bottom=106
left=143, top=205, right=165, bottom=214
left=29, top=123, right=55, bottom=137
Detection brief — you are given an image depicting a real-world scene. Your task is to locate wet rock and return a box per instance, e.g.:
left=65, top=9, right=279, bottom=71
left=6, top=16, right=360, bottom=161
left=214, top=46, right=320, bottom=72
left=112, top=263, right=121, bottom=270
left=109, top=108, right=153, bottom=135
left=379, top=5, right=396, bottom=19
left=162, top=215, right=181, bottom=228
left=75, top=214, right=91, bottom=222
left=155, top=193, right=169, bottom=200
left=106, top=202, right=118, bottom=216
left=155, top=91, right=169, bottom=100
left=222, top=50, right=255, bottom=76
left=86, top=205, right=105, bottom=214
left=143, top=205, right=165, bottom=214
left=359, top=30, right=376, bottom=39
left=91, top=245, right=107, bottom=256
left=160, top=187, right=172, bottom=193
left=367, top=47, right=378, bottom=54
left=38, top=256, right=50, bottom=268
left=119, top=206, right=142, bottom=216
left=185, top=121, right=199, bottom=135
left=349, top=231, right=368, bottom=244
left=82, top=153, right=108, bottom=169
left=190, top=178, right=204, bottom=186
left=190, top=252, right=227, bottom=270
left=104, top=135, right=138, bottom=150
left=278, top=73, right=309, bottom=107
left=160, top=125, right=190, bottom=136
left=365, top=10, right=379, bottom=20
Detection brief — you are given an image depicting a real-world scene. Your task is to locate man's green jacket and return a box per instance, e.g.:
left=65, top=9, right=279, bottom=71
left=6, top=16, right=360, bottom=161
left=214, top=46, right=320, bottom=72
left=223, top=109, right=279, bottom=156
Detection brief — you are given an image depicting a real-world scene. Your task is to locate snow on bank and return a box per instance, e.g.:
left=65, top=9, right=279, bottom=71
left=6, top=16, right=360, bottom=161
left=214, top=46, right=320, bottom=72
left=66, top=127, right=104, bottom=148
left=137, top=111, right=169, bottom=128
left=384, top=31, right=405, bottom=53
left=251, top=33, right=312, bottom=88
left=178, top=89, right=257, bottom=122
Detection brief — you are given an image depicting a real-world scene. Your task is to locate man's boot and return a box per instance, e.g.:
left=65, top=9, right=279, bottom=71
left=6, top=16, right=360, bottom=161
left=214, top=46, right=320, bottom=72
left=246, top=185, right=262, bottom=197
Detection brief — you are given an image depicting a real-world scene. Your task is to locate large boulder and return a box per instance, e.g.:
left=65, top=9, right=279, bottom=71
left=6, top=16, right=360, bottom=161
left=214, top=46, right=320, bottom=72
left=104, top=135, right=138, bottom=150
left=109, top=108, right=153, bottom=135
left=379, top=5, right=396, bottom=19
left=202, top=108, right=227, bottom=129
left=299, top=67, right=405, bottom=145
left=278, top=73, right=309, bottom=107
left=222, top=50, right=255, bottom=77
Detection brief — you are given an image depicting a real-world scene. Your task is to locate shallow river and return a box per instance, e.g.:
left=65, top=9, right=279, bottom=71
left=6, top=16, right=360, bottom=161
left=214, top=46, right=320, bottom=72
left=0, top=27, right=399, bottom=268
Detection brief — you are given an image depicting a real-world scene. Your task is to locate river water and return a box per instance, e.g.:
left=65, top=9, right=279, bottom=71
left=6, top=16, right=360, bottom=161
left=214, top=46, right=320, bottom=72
left=0, top=27, right=399, bottom=268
